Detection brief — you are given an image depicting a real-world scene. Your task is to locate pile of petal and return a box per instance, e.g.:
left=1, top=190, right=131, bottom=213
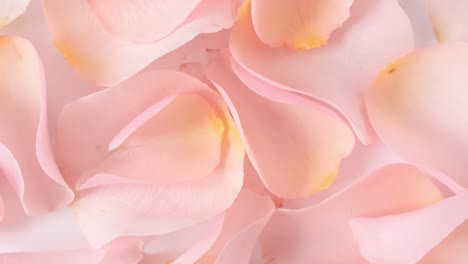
left=0, top=0, right=467, bottom=263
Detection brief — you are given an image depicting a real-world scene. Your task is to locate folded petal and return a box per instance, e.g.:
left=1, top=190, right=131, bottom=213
left=0, top=0, right=29, bottom=28
left=366, top=42, right=468, bottom=188
left=198, top=189, right=275, bottom=264
left=428, top=0, right=468, bottom=42
left=87, top=0, right=202, bottom=43
left=398, top=0, right=436, bottom=47
left=351, top=191, right=468, bottom=264
left=259, top=164, right=442, bottom=263
left=230, top=0, right=414, bottom=143
left=0, top=237, right=143, bottom=264
left=58, top=70, right=244, bottom=247
left=43, top=0, right=237, bottom=86
left=250, top=0, right=353, bottom=49
left=57, top=70, right=231, bottom=188
left=207, top=53, right=354, bottom=199
left=0, top=36, right=73, bottom=215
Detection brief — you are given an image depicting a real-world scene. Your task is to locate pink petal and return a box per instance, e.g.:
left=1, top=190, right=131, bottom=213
left=398, top=0, right=436, bottom=47
left=351, top=191, right=468, bottom=264
left=230, top=0, right=414, bottom=143
left=250, top=0, right=353, bottom=49
left=87, top=0, right=202, bottom=43
left=366, top=42, right=468, bottom=188
left=260, top=164, right=443, bottom=263
left=428, top=0, right=468, bottom=42
left=207, top=53, right=355, bottom=199
left=57, top=70, right=230, bottom=187
left=0, top=0, right=29, bottom=28
left=59, top=71, right=244, bottom=247
left=198, top=189, right=275, bottom=263
left=0, top=237, right=143, bottom=264
left=0, top=35, right=73, bottom=215
left=42, top=0, right=237, bottom=86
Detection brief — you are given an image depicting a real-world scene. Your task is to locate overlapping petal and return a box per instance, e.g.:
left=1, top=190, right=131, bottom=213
left=250, top=0, right=353, bottom=49
left=42, top=0, right=237, bottom=86
left=0, top=36, right=73, bottom=216
left=207, top=53, right=354, bottom=199
left=259, top=164, right=442, bottom=263
left=366, top=42, right=468, bottom=188
left=230, top=0, right=414, bottom=143
left=57, top=70, right=244, bottom=247
left=428, top=0, right=468, bottom=42
left=0, top=0, right=29, bottom=28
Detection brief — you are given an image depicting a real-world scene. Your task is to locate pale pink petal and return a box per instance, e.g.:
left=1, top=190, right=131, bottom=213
left=197, top=189, right=275, bottom=264
left=428, top=0, right=468, bottom=42
left=141, top=216, right=223, bottom=264
left=207, top=53, right=354, bottom=199
left=230, top=0, right=414, bottom=143
left=366, top=42, right=468, bottom=188
left=0, top=237, right=143, bottom=264
left=260, top=164, right=442, bottom=263
left=398, top=0, right=436, bottom=47
left=42, top=0, right=237, bottom=86
left=351, top=192, right=468, bottom=264
left=0, top=36, right=73, bottom=215
left=250, top=0, right=353, bottom=49
left=0, top=0, right=29, bottom=28
left=87, top=0, right=202, bottom=43
left=0, top=195, right=4, bottom=221
left=421, top=221, right=468, bottom=263
left=57, top=70, right=230, bottom=187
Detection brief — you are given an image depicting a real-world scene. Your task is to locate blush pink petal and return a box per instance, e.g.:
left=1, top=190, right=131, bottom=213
left=42, top=0, right=236, bottom=86
left=207, top=53, right=354, bottom=199
left=251, top=0, right=353, bottom=49
left=366, top=42, right=468, bottom=188
left=351, top=191, right=468, bottom=264
left=0, top=0, right=29, bottom=28
left=398, top=0, right=436, bottom=47
left=87, top=0, right=202, bottom=43
left=230, top=0, right=414, bottom=143
left=141, top=216, right=223, bottom=264
left=0, top=237, right=143, bottom=264
left=57, top=70, right=228, bottom=187
left=60, top=71, right=244, bottom=247
left=197, top=189, right=275, bottom=264
left=0, top=36, right=73, bottom=215
left=428, top=0, right=468, bottom=42
left=260, top=164, right=442, bottom=263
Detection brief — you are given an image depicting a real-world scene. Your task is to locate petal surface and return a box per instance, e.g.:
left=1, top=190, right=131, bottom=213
left=259, top=164, right=442, bottom=263
left=366, top=42, right=468, bottom=188
left=428, top=0, right=468, bottom=42
left=230, top=0, right=414, bottom=143
left=0, top=36, right=73, bottom=215
left=251, top=0, right=353, bottom=49
left=0, top=237, right=142, bottom=264
left=0, top=0, right=29, bottom=28
left=43, top=0, right=236, bottom=86
left=197, top=189, right=275, bottom=264
left=207, top=53, right=354, bottom=199
left=87, top=0, right=202, bottom=42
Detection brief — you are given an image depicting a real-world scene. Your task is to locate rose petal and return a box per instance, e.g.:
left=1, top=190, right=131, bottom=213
left=0, top=237, right=143, bottom=264
left=230, top=0, right=414, bottom=143
left=57, top=70, right=231, bottom=187
left=198, top=189, right=275, bottom=263
left=0, top=36, right=73, bottom=215
left=366, top=42, right=468, bottom=188
left=87, top=0, right=202, bottom=43
left=398, top=0, right=436, bottom=47
left=207, top=53, right=354, bottom=199
left=0, top=0, right=29, bottom=28
left=351, top=191, right=468, bottom=264
left=428, top=0, right=468, bottom=42
left=260, top=164, right=443, bottom=263
left=250, top=0, right=353, bottom=49
left=42, top=0, right=236, bottom=86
